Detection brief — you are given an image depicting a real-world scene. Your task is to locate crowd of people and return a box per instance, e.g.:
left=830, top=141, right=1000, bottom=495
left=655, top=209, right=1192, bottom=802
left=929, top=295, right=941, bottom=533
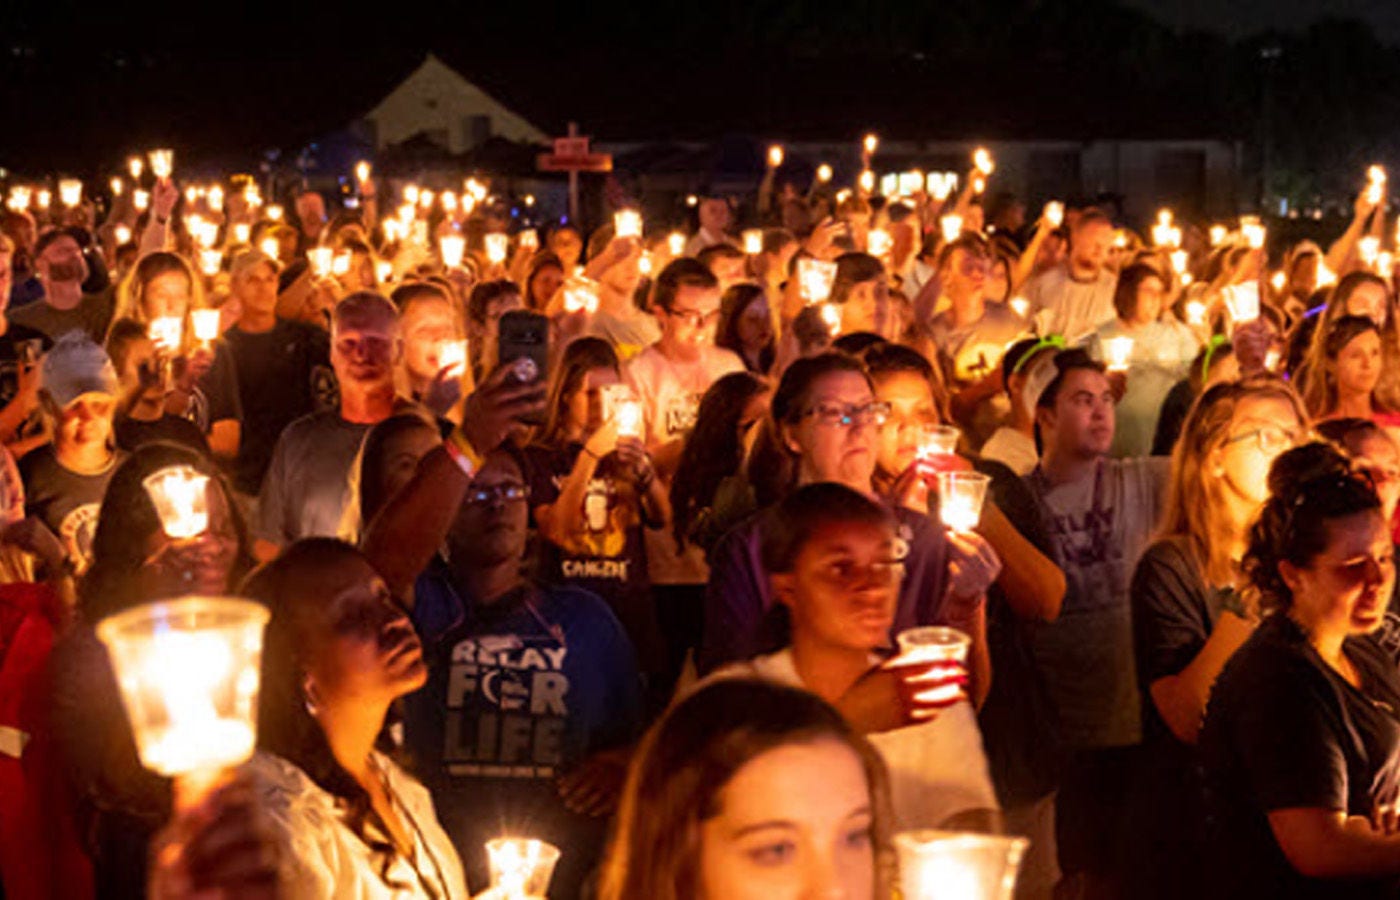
left=4, top=147, right=1400, bottom=900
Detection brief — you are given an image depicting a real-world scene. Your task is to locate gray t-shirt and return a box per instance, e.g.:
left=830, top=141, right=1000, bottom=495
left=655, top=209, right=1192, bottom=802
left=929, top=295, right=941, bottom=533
left=1025, top=456, right=1169, bottom=748
left=256, top=409, right=370, bottom=546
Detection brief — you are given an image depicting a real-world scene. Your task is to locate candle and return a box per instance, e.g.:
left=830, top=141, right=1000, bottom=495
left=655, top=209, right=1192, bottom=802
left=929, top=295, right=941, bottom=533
left=309, top=246, right=335, bottom=278
left=6, top=186, right=30, bottom=212
left=891, top=626, right=972, bottom=709
left=972, top=147, right=994, bottom=176
left=820, top=302, right=842, bottom=336
left=439, top=234, right=466, bottom=269
left=1223, top=283, right=1260, bottom=322
left=1169, top=249, right=1189, bottom=275
left=243, top=184, right=261, bottom=209
left=523, top=194, right=536, bottom=207
left=192, top=309, right=221, bottom=342
left=971, top=175, right=986, bottom=195
left=1360, top=235, right=1381, bottom=266
left=667, top=232, right=686, bottom=256
left=149, top=316, right=183, bottom=353
left=1186, top=300, right=1207, bottom=326
left=58, top=179, right=82, bottom=207
left=797, top=258, right=838, bottom=304
left=1209, top=224, right=1228, bottom=247
left=396, top=204, right=415, bottom=226
left=767, top=144, right=784, bottom=168
left=1368, top=177, right=1386, bottom=206
left=897, top=170, right=924, bottom=196
left=563, top=280, right=599, bottom=314
left=935, top=471, right=990, bottom=533
left=259, top=237, right=280, bottom=261
left=520, top=229, right=539, bottom=251
left=418, top=189, right=435, bottom=211
left=465, top=178, right=488, bottom=202
left=144, top=464, right=211, bottom=539
left=743, top=229, right=764, bottom=255
left=614, top=209, right=642, bottom=239
left=862, top=133, right=879, bottom=156
left=332, top=252, right=352, bottom=278
left=485, top=233, right=510, bottom=265
left=940, top=214, right=963, bottom=244
left=928, top=172, right=957, bottom=201
left=858, top=170, right=875, bottom=194
left=207, top=185, right=224, bottom=213
left=1043, top=201, right=1064, bottom=228
left=1369, top=164, right=1387, bottom=186
left=816, top=163, right=833, bottom=184
left=1009, top=297, right=1030, bottom=318
left=1317, top=261, right=1338, bottom=288
left=232, top=223, right=251, bottom=244
left=616, top=398, right=644, bottom=439
left=114, top=224, right=133, bottom=246
left=440, top=190, right=458, bottom=213
left=1104, top=336, right=1134, bottom=371
left=197, top=251, right=222, bottom=278
left=36, top=189, right=51, bottom=211
left=437, top=339, right=467, bottom=377
left=1380, top=251, right=1394, bottom=276
left=894, top=829, right=1030, bottom=900
left=868, top=228, right=893, bottom=256
left=638, top=251, right=653, bottom=276
left=127, top=156, right=144, bottom=180
left=148, top=149, right=174, bottom=180
left=265, top=204, right=283, bottom=222
left=1264, top=348, right=1282, bottom=371
left=917, top=424, right=960, bottom=461
left=355, top=160, right=371, bottom=184
left=1239, top=216, right=1265, bottom=250
left=403, top=184, right=420, bottom=206
left=184, top=185, right=200, bottom=206
left=375, top=260, right=394, bottom=283
left=484, top=837, right=561, bottom=900
left=97, top=596, right=269, bottom=779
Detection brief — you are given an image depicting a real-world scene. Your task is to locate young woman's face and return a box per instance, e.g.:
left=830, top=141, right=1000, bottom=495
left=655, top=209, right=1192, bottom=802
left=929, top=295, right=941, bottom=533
left=698, top=739, right=876, bottom=900
left=872, top=370, right=939, bottom=477
left=785, top=370, right=879, bottom=488
left=142, top=269, right=192, bottom=320
left=568, top=366, right=621, bottom=436
left=1353, top=432, right=1400, bottom=522
left=1213, top=395, right=1302, bottom=506
left=1283, top=510, right=1394, bottom=638
left=303, top=555, right=426, bottom=707
left=1333, top=330, right=1383, bottom=400
left=736, top=296, right=773, bottom=353
left=1345, top=282, right=1389, bottom=329
left=530, top=266, right=565, bottom=309
left=1132, top=275, right=1166, bottom=324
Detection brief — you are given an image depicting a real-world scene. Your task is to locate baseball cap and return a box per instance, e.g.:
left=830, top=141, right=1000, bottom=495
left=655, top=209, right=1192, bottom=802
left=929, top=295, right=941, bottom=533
left=41, top=332, right=119, bottom=407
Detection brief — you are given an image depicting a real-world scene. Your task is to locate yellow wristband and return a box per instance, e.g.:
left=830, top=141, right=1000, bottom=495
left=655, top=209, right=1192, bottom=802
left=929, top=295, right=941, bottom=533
left=445, top=428, right=484, bottom=476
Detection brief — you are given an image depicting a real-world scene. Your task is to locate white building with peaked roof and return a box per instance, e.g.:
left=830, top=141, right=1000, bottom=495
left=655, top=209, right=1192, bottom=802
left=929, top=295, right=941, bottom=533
left=362, top=53, right=547, bottom=154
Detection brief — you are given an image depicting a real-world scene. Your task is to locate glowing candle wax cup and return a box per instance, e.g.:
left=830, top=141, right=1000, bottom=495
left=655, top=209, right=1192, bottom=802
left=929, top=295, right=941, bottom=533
left=1009, top=297, right=1030, bottom=318
left=197, top=251, right=222, bottom=278
left=1043, top=200, right=1064, bottom=228
left=563, top=279, right=599, bottom=314
left=898, top=171, right=924, bottom=196
left=868, top=228, right=893, bottom=256
left=128, top=156, right=144, bottom=180
left=895, top=829, right=1029, bottom=900
left=258, top=237, right=279, bottom=260
left=743, top=229, right=764, bottom=255
left=309, top=246, right=334, bottom=278
left=114, top=225, right=132, bottom=246
left=768, top=144, right=784, bottom=167
left=332, top=252, right=351, bottom=278
left=863, top=134, right=879, bottom=156
left=418, top=190, right=435, bottom=211
left=1224, top=283, right=1261, bottom=323
left=1104, top=336, right=1135, bottom=372
left=59, top=178, right=82, bottom=207
left=97, top=596, right=269, bottom=779
left=520, top=229, right=539, bottom=251
left=667, top=232, right=686, bottom=256
left=375, top=260, right=394, bottom=283
left=192, top=309, right=221, bottom=342
left=1169, top=249, right=1188, bottom=275
left=614, top=209, right=642, bottom=239
left=36, top=190, right=51, bottom=210
left=972, top=147, right=994, bottom=176
left=144, top=465, right=211, bottom=540
left=403, top=184, right=420, bottom=206
left=1186, top=300, right=1207, bottom=326
left=941, top=214, right=963, bottom=244
left=149, top=317, right=183, bottom=353
left=1209, top=224, right=1228, bottom=246
left=1361, top=236, right=1381, bottom=266
left=265, top=204, right=283, bottom=222
left=816, top=163, right=833, bottom=183
left=440, top=234, right=466, bottom=269
left=483, top=837, right=560, bottom=900
left=918, top=424, right=960, bottom=462
left=232, top=223, right=250, bottom=244
left=437, top=340, right=467, bottom=377
left=485, top=233, right=510, bottom=265
left=936, top=471, right=990, bottom=533
left=820, top=303, right=842, bottom=336
left=149, top=149, right=174, bottom=180
left=441, top=191, right=458, bottom=213
left=797, top=258, right=838, bottom=304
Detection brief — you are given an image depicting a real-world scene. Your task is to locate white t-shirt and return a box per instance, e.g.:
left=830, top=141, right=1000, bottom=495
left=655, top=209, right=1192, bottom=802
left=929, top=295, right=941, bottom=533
left=241, top=751, right=469, bottom=900
left=1025, top=265, right=1118, bottom=344
left=625, top=342, right=745, bottom=584
left=710, top=649, right=1000, bottom=830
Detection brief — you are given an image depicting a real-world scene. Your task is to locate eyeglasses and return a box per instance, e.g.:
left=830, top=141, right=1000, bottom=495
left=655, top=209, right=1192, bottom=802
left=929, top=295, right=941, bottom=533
left=668, top=307, right=721, bottom=327
left=464, top=482, right=530, bottom=506
left=803, top=401, right=891, bottom=428
left=1223, top=425, right=1303, bottom=454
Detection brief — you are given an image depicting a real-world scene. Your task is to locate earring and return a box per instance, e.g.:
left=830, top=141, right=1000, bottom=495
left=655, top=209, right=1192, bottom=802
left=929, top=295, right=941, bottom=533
left=303, top=679, right=321, bottom=718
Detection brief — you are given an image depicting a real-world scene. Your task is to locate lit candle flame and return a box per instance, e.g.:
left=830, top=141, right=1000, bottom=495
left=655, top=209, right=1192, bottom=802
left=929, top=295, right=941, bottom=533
left=309, top=247, right=335, bottom=278
left=972, top=147, right=994, bottom=176
left=59, top=179, right=82, bottom=207
left=191, top=308, right=221, bottom=341
left=1043, top=201, right=1064, bottom=228
left=149, top=316, right=183, bottom=352
left=816, top=163, right=833, bottom=183
left=355, top=160, right=371, bottom=184
left=440, top=234, right=467, bottom=268
left=868, top=228, right=893, bottom=256
left=743, top=229, right=764, bottom=255
left=862, top=134, right=879, bottom=156
left=940, top=214, right=963, bottom=244
left=767, top=144, right=784, bottom=167
left=148, top=148, right=174, bottom=181
left=614, top=210, right=642, bottom=239
left=485, top=233, right=510, bottom=265
left=437, top=339, right=467, bottom=377
left=1105, top=336, right=1134, bottom=372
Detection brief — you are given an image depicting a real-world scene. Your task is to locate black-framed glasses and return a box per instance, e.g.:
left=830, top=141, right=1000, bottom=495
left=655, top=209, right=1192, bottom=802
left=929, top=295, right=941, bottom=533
left=464, top=482, right=531, bottom=506
left=803, top=401, right=891, bottom=428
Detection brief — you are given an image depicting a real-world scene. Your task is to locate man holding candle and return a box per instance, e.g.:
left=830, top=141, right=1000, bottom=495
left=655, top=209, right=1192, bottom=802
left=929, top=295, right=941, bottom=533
left=256, top=292, right=405, bottom=557
left=1023, top=348, right=1169, bottom=897
left=1022, top=209, right=1118, bottom=344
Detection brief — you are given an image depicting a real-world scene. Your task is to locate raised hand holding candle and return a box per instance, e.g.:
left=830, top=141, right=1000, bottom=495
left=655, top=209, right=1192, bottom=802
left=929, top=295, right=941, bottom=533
left=935, top=471, right=989, bottom=533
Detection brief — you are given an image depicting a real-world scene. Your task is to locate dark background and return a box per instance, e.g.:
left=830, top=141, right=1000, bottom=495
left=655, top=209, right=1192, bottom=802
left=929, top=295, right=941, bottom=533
left=4, top=0, right=1400, bottom=203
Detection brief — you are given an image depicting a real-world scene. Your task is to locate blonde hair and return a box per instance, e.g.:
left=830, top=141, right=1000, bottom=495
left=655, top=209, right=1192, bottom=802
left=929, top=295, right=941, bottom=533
left=111, top=251, right=209, bottom=354
left=1159, top=373, right=1309, bottom=586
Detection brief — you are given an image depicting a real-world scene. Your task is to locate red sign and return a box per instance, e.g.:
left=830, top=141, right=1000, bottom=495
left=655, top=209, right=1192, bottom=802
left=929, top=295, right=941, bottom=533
left=537, top=152, right=613, bottom=173
left=553, top=136, right=591, bottom=157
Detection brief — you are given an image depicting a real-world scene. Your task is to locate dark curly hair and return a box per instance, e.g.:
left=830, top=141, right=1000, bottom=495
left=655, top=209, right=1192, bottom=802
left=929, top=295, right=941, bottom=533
left=1242, top=441, right=1382, bottom=614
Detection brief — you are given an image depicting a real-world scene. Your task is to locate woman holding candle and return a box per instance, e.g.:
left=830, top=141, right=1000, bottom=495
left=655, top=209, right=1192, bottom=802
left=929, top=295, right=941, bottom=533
left=1089, top=262, right=1200, bottom=457
left=105, top=319, right=212, bottom=455
left=1301, top=315, right=1400, bottom=428
left=523, top=336, right=669, bottom=702
left=1198, top=443, right=1400, bottom=899
left=48, top=442, right=252, bottom=897
left=241, top=537, right=468, bottom=899
left=599, top=677, right=895, bottom=900
left=1125, top=374, right=1307, bottom=900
